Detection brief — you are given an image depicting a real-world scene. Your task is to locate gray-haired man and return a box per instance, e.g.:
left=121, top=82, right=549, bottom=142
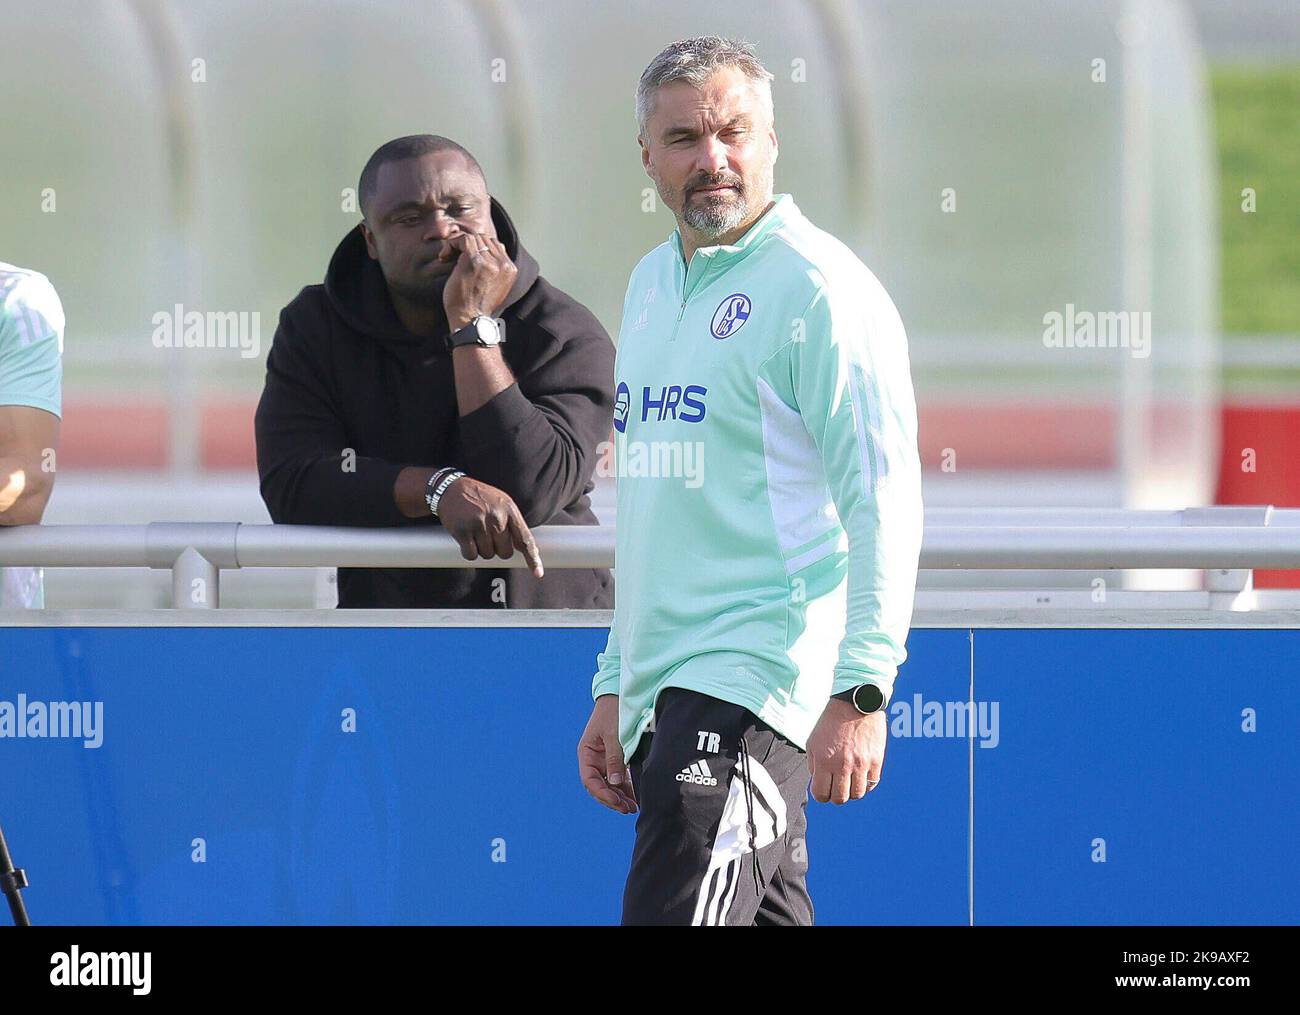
left=577, top=37, right=924, bottom=924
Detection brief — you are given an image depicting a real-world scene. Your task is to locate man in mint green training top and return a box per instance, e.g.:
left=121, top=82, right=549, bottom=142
left=0, top=262, right=63, bottom=608
left=577, top=36, right=924, bottom=926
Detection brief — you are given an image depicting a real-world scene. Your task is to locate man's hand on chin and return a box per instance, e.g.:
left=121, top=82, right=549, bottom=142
left=441, top=232, right=518, bottom=331
left=806, top=696, right=887, bottom=805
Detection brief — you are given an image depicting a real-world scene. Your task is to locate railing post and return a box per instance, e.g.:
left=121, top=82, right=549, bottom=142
left=143, top=522, right=239, bottom=610
left=1184, top=506, right=1272, bottom=611
left=172, top=547, right=219, bottom=609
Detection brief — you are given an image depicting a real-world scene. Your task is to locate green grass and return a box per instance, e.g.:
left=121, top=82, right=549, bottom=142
left=1212, top=64, right=1300, bottom=335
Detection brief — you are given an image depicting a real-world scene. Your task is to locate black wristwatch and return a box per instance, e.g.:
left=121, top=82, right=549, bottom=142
left=833, top=683, right=886, bottom=715
left=445, top=315, right=505, bottom=351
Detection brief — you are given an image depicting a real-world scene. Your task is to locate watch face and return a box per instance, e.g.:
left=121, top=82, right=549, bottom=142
left=854, top=683, right=885, bottom=714
left=474, top=316, right=501, bottom=344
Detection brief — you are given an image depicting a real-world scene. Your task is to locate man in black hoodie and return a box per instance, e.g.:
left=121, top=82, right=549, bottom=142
left=255, top=135, right=616, bottom=609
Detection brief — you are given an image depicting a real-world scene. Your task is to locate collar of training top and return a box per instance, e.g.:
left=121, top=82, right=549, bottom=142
left=670, top=192, right=797, bottom=272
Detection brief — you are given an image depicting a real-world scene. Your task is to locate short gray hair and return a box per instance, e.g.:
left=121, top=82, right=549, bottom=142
left=635, top=36, right=775, bottom=138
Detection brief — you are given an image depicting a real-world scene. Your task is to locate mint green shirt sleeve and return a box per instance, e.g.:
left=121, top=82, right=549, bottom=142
left=788, top=282, right=923, bottom=703
left=592, top=622, right=621, bottom=700
left=0, top=273, right=65, bottom=417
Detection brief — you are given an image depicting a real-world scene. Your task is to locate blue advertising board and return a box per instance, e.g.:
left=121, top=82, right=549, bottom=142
left=0, top=626, right=1294, bottom=924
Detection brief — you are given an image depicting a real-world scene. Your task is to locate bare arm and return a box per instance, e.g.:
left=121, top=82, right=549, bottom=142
left=0, top=404, right=60, bottom=526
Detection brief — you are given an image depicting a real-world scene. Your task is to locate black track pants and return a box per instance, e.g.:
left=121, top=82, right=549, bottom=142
left=621, top=687, right=814, bottom=926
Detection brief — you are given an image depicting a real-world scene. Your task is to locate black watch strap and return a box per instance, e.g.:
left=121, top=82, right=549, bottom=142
left=445, top=315, right=503, bottom=351
left=445, top=321, right=477, bottom=350
left=447, top=321, right=478, bottom=353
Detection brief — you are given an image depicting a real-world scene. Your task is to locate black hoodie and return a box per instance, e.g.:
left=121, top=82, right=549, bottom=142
left=254, top=197, right=615, bottom=609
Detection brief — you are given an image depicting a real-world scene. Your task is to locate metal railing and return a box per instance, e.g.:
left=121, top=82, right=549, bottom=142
left=1, top=506, right=1297, bottom=610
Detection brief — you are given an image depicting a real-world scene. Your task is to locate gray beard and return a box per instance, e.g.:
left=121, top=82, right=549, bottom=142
left=683, top=192, right=749, bottom=236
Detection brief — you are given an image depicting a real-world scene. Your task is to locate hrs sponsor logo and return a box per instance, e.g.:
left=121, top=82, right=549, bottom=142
left=613, top=381, right=707, bottom=434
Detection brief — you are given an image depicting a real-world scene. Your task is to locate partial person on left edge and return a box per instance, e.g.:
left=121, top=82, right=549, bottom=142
left=0, top=262, right=63, bottom=609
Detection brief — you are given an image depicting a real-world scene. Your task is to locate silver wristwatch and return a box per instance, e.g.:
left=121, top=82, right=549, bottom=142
left=445, top=315, right=504, bottom=351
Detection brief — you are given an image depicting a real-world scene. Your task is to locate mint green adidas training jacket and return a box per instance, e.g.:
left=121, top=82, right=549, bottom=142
left=591, top=193, right=923, bottom=765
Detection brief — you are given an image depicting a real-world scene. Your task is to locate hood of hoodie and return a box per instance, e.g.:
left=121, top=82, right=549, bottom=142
left=324, top=195, right=540, bottom=347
